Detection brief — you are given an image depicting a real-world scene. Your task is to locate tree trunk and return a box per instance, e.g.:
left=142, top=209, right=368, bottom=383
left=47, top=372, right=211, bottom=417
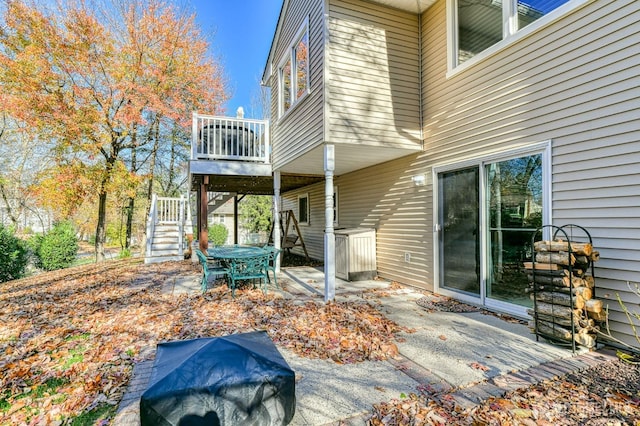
left=145, top=116, right=161, bottom=220
left=167, top=124, right=179, bottom=195
left=125, top=127, right=138, bottom=250
left=95, top=151, right=118, bottom=262
left=95, top=186, right=108, bottom=262
left=125, top=196, right=134, bottom=250
left=0, top=180, right=19, bottom=228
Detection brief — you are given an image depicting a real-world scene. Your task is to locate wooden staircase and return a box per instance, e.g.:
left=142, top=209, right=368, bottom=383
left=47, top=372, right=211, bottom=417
left=146, top=223, right=185, bottom=263
left=145, top=195, right=190, bottom=264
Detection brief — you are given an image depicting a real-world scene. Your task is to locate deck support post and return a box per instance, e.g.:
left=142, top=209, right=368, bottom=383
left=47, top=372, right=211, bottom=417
left=273, top=170, right=282, bottom=272
left=234, top=195, right=239, bottom=245
left=199, top=176, right=209, bottom=252
left=324, top=145, right=336, bottom=302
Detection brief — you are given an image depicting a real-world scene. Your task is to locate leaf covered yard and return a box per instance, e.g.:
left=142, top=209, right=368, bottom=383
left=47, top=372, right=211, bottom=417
left=2, top=259, right=639, bottom=425
left=0, top=259, right=406, bottom=424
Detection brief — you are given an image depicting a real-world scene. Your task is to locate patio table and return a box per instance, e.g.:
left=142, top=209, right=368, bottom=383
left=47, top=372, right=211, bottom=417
left=207, top=245, right=266, bottom=260
left=208, top=245, right=270, bottom=297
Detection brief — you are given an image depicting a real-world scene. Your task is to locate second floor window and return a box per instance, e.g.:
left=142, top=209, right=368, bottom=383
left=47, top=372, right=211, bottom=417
left=279, top=18, right=309, bottom=117
left=454, top=0, right=571, bottom=67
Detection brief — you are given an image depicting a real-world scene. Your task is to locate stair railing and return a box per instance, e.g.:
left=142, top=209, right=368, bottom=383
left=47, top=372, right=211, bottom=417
left=146, top=195, right=191, bottom=260
left=145, top=194, right=158, bottom=259
left=178, top=195, right=185, bottom=258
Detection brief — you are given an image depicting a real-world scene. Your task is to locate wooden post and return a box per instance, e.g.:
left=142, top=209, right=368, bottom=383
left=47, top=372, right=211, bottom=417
left=234, top=195, right=239, bottom=245
left=199, top=176, right=209, bottom=252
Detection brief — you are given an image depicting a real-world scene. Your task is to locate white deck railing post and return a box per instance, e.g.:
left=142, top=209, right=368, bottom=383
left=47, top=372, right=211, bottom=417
left=178, top=195, right=185, bottom=258
left=146, top=194, right=158, bottom=259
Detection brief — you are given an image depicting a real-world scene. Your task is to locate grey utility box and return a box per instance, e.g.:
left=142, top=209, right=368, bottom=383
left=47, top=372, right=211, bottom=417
left=335, top=228, right=377, bottom=281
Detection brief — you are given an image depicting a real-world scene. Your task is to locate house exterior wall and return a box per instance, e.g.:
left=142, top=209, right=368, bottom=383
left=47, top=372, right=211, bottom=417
left=281, top=183, right=327, bottom=260
left=417, top=0, right=640, bottom=345
left=278, top=0, right=640, bottom=346
left=268, top=0, right=326, bottom=170
left=326, top=0, right=421, bottom=148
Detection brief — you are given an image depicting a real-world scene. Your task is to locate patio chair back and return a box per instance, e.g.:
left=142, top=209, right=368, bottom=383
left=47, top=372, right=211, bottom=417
left=264, top=247, right=281, bottom=288
left=195, top=249, right=229, bottom=293
left=228, top=255, right=268, bottom=297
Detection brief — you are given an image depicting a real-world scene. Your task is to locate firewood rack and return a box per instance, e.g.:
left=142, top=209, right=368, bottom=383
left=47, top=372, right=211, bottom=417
left=529, top=224, right=597, bottom=353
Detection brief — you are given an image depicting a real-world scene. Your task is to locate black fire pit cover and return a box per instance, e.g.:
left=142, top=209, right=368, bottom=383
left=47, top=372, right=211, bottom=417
left=140, top=330, right=295, bottom=425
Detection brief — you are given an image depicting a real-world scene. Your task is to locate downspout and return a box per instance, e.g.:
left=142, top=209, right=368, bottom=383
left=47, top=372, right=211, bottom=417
left=418, top=11, right=424, bottom=150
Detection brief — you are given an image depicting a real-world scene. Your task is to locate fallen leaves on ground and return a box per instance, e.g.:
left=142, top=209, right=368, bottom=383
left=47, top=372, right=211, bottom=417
left=416, top=295, right=482, bottom=313
left=370, top=360, right=640, bottom=425
left=0, top=259, right=407, bottom=424
left=470, top=362, right=490, bottom=372
left=415, top=294, right=527, bottom=325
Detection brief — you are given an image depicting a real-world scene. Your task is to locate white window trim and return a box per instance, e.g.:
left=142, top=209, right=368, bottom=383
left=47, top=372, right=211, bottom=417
left=446, top=0, right=593, bottom=78
left=277, top=16, right=310, bottom=119
left=432, top=141, right=552, bottom=317
left=298, top=193, right=310, bottom=225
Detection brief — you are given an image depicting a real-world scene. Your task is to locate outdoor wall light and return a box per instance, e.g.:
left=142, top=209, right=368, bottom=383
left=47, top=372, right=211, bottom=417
left=412, top=174, right=426, bottom=186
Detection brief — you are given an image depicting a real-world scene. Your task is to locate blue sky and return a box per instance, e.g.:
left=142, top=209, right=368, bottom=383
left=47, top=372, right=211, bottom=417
left=187, top=0, right=283, bottom=118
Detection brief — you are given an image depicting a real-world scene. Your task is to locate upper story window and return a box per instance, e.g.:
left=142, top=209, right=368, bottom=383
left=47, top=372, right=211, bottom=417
left=279, top=18, right=309, bottom=118
left=452, top=0, right=573, bottom=69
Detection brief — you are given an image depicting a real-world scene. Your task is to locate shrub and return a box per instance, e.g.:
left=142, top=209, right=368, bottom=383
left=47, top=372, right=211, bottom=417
left=118, top=248, right=132, bottom=259
left=208, top=223, right=228, bottom=246
left=33, top=221, right=79, bottom=271
left=0, top=224, right=28, bottom=283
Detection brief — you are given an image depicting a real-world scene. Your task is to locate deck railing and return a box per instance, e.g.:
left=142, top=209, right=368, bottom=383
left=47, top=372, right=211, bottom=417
left=191, top=112, right=270, bottom=163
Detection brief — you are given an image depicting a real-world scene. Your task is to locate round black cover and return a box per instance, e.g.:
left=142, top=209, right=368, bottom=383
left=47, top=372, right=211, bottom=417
left=140, top=330, right=295, bottom=425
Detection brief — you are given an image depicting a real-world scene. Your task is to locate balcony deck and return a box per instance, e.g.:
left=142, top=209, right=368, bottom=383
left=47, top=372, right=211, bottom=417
left=189, top=113, right=323, bottom=194
left=191, top=113, right=269, bottom=162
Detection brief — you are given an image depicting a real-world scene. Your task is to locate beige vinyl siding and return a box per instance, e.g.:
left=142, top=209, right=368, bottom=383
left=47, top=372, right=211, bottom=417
left=270, top=0, right=325, bottom=170
left=280, top=183, right=326, bottom=260
left=326, top=0, right=421, bottom=148
left=281, top=153, right=432, bottom=289
left=419, top=0, right=640, bottom=345
left=337, top=155, right=431, bottom=288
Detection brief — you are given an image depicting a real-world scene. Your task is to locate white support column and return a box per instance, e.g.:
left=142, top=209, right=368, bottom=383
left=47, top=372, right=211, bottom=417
left=324, top=145, right=336, bottom=302
left=273, top=170, right=282, bottom=272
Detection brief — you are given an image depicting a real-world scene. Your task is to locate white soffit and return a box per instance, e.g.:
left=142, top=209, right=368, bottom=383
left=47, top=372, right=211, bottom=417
left=367, top=0, right=438, bottom=13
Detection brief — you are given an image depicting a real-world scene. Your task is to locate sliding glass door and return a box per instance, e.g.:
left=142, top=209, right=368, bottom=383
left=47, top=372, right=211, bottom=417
left=436, top=147, right=547, bottom=313
left=438, top=167, right=480, bottom=297
left=486, top=154, right=543, bottom=307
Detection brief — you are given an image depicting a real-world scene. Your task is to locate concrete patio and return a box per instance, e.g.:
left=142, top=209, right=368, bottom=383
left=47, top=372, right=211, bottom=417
left=115, top=265, right=616, bottom=425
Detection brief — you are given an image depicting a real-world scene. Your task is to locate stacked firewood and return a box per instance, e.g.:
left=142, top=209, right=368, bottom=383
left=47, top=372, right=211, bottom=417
left=525, top=239, right=605, bottom=349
